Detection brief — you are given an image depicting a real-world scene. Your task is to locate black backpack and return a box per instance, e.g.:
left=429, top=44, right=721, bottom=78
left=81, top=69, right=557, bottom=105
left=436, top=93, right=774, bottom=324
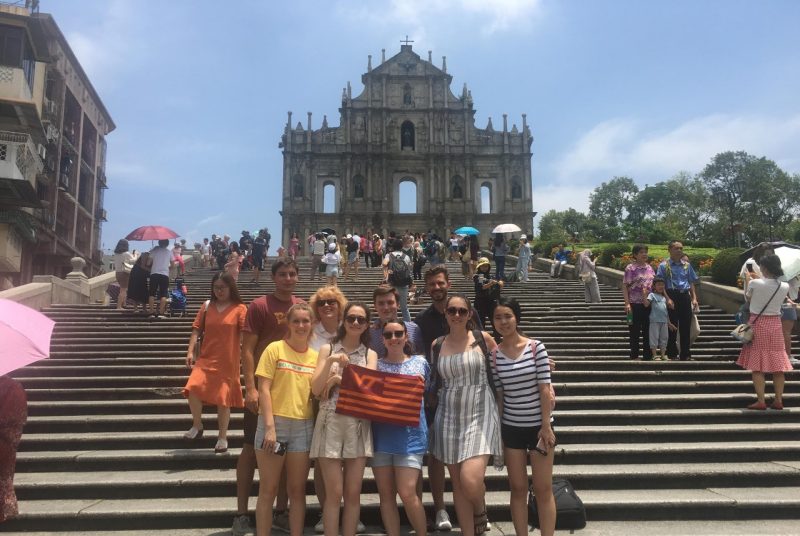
left=387, top=253, right=412, bottom=287
left=529, top=479, right=586, bottom=531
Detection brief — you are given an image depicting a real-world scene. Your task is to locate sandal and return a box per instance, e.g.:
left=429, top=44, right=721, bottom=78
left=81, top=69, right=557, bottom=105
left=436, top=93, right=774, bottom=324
left=214, top=438, right=228, bottom=453
left=771, top=400, right=784, bottom=410
left=747, top=401, right=767, bottom=411
left=474, top=511, right=488, bottom=535
left=183, top=426, right=204, bottom=440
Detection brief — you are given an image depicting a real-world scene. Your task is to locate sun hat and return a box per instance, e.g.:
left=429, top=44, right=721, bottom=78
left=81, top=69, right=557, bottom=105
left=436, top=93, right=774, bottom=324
left=475, top=257, right=491, bottom=271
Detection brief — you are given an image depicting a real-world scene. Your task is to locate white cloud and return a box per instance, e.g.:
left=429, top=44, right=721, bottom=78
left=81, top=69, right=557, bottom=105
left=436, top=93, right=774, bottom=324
left=554, top=113, right=800, bottom=184
left=337, top=0, right=543, bottom=39
left=64, top=0, right=146, bottom=89
left=531, top=182, right=593, bottom=234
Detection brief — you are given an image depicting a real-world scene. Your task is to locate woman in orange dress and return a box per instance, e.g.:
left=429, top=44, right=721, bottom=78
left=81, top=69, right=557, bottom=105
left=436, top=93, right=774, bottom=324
left=183, top=272, right=247, bottom=452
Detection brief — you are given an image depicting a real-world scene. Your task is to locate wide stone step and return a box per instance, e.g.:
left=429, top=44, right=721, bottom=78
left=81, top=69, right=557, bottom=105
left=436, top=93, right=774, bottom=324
left=5, top=487, right=800, bottom=532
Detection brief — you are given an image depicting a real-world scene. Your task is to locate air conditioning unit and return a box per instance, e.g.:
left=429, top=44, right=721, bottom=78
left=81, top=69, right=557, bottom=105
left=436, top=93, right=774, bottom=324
left=45, top=124, right=59, bottom=142
left=37, top=144, right=46, bottom=160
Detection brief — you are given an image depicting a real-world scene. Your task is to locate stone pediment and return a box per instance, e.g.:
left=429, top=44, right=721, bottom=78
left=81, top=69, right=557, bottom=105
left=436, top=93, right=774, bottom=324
left=366, top=45, right=450, bottom=80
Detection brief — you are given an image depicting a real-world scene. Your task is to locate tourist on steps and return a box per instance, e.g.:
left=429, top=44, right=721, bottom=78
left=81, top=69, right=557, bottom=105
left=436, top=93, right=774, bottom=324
left=655, top=241, right=699, bottom=360
left=147, top=239, right=173, bottom=319
left=372, top=320, right=430, bottom=536
left=254, top=303, right=318, bottom=536
left=623, top=244, right=654, bottom=360
left=113, top=239, right=135, bottom=310
left=473, top=257, right=503, bottom=328
left=311, top=302, right=377, bottom=536
left=368, top=285, right=423, bottom=359
left=182, top=272, right=247, bottom=453
left=737, top=254, right=793, bottom=410
left=490, top=297, right=556, bottom=536
left=577, top=249, right=601, bottom=303
left=429, top=293, right=501, bottom=536
left=233, top=258, right=304, bottom=536
left=415, top=266, right=482, bottom=532
left=126, top=252, right=151, bottom=315
left=224, top=241, right=241, bottom=282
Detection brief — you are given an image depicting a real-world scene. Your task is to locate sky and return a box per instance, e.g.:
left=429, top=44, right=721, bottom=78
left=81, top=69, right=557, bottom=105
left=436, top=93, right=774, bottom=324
left=43, top=0, right=800, bottom=250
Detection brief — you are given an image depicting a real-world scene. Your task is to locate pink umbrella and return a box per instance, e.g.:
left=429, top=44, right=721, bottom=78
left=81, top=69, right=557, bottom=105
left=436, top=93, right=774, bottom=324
left=0, top=299, right=55, bottom=376
left=125, top=225, right=180, bottom=241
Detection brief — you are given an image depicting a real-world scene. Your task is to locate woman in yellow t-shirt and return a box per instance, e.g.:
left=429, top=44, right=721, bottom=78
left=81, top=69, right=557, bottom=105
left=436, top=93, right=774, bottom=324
left=253, top=303, right=317, bottom=536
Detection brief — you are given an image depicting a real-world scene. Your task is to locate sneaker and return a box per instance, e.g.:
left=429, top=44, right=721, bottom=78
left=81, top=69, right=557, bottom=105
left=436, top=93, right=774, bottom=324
left=434, top=509, right=452, bottom=531
left=790, top=357, right=800, bottom=367
left=273, top=510, right=290, bottom=533
left=231, top=514, right=253, bottom=536
left=314, top=514, right=324, bottom=534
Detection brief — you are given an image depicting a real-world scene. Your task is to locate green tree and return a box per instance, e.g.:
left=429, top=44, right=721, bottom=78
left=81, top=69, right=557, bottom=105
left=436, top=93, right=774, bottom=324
left=588, top=176, right=639, bottom=240
left=538, top=208, right=590, bottom=241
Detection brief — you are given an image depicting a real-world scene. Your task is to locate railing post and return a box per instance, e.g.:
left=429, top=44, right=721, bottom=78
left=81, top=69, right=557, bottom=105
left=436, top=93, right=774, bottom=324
left=65, top=256, right=90, bottom=302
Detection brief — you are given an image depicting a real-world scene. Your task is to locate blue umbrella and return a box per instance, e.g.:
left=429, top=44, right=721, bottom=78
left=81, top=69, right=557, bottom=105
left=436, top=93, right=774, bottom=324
left=454, top=226, right=480, bottom=236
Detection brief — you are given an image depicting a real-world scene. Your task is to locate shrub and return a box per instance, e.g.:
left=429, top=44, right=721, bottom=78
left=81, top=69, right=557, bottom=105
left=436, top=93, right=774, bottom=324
left=686, top=253, right=714, bottom=273
left=711, top=248, right=746, bottom=286
left=598, top=243, right=629, bottom=267
left=543, top=240, right=565, bottom=259
left=691, top=239, right=716, bottom=249
left=531, top=241, right=544, bottom=255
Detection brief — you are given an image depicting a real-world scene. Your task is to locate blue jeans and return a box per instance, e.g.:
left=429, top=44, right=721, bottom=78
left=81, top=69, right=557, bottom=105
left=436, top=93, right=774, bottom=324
left=396, top=285, right=411, bottom=322
left=495, top=256, right=506, bottom=281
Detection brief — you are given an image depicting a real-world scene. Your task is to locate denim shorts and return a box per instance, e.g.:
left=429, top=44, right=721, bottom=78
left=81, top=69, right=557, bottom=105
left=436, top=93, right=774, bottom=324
left=781, top=303, right=797, bottom=321
left=371, top=452, right=424, bottom=470
left=254, top=415, right=314, bottom=453
left=348, top=251, right=358, bottom=263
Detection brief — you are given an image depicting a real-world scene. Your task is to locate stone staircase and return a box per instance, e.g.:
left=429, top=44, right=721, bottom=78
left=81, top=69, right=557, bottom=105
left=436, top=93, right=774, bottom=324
left=6, top=261, right=800, bottom=533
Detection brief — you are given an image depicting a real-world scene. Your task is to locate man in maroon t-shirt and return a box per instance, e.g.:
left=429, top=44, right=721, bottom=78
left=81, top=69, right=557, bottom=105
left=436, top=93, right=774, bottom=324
left=232, top=258, right=304, bottom=535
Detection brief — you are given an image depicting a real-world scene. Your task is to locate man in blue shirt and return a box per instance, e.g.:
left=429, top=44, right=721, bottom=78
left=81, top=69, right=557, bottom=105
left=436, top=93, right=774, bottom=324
left=655, top=241, right=700, bottom=360
left=369, top=284, right=424, bottom=358
left=551, top=243, right=572, bottom=278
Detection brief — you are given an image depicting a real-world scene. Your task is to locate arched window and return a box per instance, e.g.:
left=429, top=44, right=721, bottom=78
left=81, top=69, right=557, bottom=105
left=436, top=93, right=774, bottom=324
left=480, top=182, right=492, bottom=214
left=293, top=174, right=304, bottom=198
left=353, top=175, right=365, bottom=199
left=451, top=175, right=463, bottom=199
left=511, top=176, right=522, bottom=199
left=399, top=178, right=417, bottom=213
left=323, top=182, right=336, bottom=213
left=401, top=120, right=415, bottom=150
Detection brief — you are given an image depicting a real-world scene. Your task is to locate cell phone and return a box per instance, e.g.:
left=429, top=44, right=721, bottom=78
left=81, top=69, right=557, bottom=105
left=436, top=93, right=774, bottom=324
left=746, top=262, right=755, bottom=273
left=534, top=437, right=549, bottom=456
left=261, top=439, right=287, bottom=456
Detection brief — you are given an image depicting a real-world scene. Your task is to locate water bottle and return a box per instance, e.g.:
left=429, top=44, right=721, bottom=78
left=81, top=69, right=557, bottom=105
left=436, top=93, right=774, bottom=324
left=626, top=311, right=633, bottom=325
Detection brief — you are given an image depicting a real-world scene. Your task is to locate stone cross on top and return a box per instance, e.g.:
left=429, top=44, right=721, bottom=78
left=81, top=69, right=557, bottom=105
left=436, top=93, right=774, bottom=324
left=401, top=35, right=414, bottom=46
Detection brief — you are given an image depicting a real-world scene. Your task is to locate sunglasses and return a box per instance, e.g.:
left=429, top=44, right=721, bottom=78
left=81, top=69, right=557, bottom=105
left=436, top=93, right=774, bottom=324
left=345, top=315, right=368, bottom=325
left=318, top=299, right=338, bottom=307
left=382, top=330, right=406, bottom=339
left=446, top=307, right=470, bottom=317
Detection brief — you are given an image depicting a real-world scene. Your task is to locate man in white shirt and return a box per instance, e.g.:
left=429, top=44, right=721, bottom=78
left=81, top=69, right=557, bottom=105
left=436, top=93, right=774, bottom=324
left=310, top=234, right=326, bottom=281
left=148, top=239, right=173, bottom=318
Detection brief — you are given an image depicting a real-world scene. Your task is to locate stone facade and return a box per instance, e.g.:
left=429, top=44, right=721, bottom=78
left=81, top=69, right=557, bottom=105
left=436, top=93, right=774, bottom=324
left=280, top=44, right=533, bottom=250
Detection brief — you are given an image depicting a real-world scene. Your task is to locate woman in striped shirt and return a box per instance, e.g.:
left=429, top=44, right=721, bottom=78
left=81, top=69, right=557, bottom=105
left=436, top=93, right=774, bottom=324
left=491, top=296, right=556, bottom=536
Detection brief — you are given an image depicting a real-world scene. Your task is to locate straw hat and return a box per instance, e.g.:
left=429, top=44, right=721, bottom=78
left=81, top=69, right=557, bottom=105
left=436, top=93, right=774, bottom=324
left=475, top=257, right=491, bottom=271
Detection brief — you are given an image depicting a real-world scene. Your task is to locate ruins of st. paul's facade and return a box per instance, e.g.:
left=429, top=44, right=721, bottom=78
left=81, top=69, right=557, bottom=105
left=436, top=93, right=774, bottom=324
left=280, top=43, right=534, bottom=247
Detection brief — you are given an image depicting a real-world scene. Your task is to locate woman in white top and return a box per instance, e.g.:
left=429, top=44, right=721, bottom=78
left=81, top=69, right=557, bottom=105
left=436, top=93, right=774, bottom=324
left=311, top=302, right=377, bottom=536
left=577, top=249, right=601, bottom=303
left=737, top=254, right=793, bottom=410
left=491, top=296, right=556, bottom=536
left=113, top=239, right=136, bottom=310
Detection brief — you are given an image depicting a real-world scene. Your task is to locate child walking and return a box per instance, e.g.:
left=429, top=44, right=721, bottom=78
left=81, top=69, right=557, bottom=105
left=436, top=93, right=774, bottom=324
left=644, top=277, right=677, bottom=360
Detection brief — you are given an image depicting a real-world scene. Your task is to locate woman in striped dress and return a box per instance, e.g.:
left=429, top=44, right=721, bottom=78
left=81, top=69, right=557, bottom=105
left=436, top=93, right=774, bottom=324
left=738, top=254, right=793, bottom=410
left=430, top=293, right=500, bottom=536
left=491, top=297, right=556, bottom=536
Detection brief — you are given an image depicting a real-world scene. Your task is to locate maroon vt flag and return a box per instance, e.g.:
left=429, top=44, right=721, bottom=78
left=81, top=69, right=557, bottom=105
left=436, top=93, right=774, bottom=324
left=335, top=364, right=424, bottom=426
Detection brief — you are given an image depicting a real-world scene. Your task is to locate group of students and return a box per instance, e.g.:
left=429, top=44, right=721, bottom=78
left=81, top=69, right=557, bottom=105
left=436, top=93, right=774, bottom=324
left=182, top=258, right=557, bottom=536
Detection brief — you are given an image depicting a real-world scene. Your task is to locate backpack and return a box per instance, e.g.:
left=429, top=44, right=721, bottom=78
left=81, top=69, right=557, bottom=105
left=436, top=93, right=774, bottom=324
left=424, top=240, right=437, bottom=258
left=388, top=252, right=412, bottom=287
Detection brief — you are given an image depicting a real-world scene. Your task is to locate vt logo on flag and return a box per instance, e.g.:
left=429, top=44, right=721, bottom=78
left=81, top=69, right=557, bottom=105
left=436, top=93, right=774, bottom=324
left=335, top=364, right=424, bottom=426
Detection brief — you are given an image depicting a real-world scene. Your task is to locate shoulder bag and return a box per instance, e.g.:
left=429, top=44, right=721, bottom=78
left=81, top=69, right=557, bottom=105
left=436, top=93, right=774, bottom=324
left=731, top=282, right=782, bottom=344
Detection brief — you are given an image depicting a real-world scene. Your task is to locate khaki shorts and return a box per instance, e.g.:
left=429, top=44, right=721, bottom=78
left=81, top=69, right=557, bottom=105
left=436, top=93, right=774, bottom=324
left=309, top=404, right=372, bottom=459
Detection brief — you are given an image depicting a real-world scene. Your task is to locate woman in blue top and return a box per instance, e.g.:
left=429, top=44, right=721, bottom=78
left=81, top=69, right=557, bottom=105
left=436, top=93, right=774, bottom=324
left=372, top=320, right=429, bottom=536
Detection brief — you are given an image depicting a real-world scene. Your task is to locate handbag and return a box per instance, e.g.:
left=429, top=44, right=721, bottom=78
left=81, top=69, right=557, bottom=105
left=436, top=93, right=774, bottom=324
left=578, top=271, right=592, bottom=283
left=335, top=364, right=425, bottom=426
left=528, top=479, right=587, bottom=531
left=462, top=250, right=472, bottom=262
left=731, top=282, right=782, bottom=344
left=192, top=300, right=210, bottom=360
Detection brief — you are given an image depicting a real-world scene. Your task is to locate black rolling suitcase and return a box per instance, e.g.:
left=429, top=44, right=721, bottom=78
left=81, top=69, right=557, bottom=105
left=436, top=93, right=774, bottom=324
left=528, top=478, right=587, bottom=532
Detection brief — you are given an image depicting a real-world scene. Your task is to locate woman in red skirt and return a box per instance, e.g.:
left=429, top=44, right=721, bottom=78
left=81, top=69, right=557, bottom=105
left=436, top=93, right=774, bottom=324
left=737, top=254, right=793, bottom=410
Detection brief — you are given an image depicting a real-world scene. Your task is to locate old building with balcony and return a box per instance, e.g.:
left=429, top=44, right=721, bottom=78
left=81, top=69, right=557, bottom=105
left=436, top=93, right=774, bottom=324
left=0, top=2, right=114, bottom=289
